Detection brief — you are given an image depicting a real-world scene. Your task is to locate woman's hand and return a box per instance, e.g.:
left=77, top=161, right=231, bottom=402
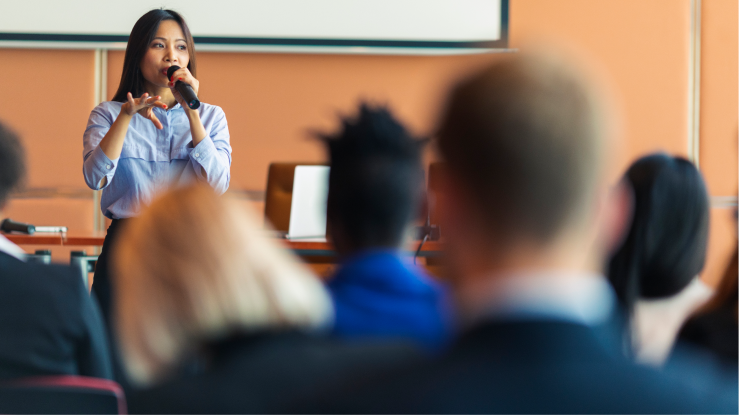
left=167, top=67, right=199, bottom=110
left=123, top=92, right=168, bottom=129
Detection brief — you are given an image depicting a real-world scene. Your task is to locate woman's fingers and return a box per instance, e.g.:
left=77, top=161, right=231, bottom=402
left=169, top=67, right=199, bottom=96
left=126, top=92, right=167, bottom=118
left=124, top=92, right=137, bottom=115
left=138, top=92, right=149, bottom=106
left=169, top=67, right=188, bottom=82
left=145, top=107, right=163, bottom=130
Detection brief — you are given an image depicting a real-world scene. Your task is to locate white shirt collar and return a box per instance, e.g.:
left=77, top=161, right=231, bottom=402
left=0, top=233, right=26, bottom=261
left=458, top=270, right=616, bottom=327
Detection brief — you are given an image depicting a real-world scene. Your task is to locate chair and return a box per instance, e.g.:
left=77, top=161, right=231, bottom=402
left=0, top=375, right=126, bottom=414
left=427, top=162, right=445, bottom=228
left=264, top=162, right=327, bottom=232
left=426, top=162, right=446, bottom=268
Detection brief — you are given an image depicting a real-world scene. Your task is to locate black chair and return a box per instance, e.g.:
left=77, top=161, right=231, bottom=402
left=0, top=375, right=126, bottom=414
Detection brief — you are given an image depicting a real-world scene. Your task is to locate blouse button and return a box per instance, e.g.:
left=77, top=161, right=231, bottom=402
left=194, top=153, right=200, bottom=158
left=106, top=164, right=112, bottom=170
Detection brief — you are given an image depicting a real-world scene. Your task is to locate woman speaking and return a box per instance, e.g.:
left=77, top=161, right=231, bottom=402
left=83, top=9, right=232, bottom=324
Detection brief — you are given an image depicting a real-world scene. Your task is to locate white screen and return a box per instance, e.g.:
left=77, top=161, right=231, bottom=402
left=0, top=0, right=506, bottom=53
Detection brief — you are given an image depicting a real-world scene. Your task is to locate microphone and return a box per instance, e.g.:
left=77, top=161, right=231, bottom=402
left=1, top=218, right=35, bottom=235
left=167, top=65, right=200, bottom=110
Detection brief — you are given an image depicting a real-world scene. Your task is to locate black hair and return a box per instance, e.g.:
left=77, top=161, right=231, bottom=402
left=0, top=121, right=26, bottom=209
left=112, top=9, right=196, bottom=102
left=316, top=104, right=426, bottom=253
left=608, top=153, right=710, bottom=327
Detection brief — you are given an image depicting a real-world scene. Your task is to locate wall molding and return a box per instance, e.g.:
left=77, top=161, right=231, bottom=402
left=688, top=0, right=702, bottom=166
left=711, top=196, right=739, bottom=208
left=92, top=49, right=107, bottom=239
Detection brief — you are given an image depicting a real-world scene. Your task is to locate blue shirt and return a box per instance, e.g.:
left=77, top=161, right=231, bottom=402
left=327, top=250, right=451, bottom=351
left=83, top=101, right=232, bottom=219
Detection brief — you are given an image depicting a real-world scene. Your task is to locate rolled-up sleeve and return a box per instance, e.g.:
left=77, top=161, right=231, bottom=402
left=189, top=107, right=232, bottom=194
left=83, top=107, right=119, bottom=190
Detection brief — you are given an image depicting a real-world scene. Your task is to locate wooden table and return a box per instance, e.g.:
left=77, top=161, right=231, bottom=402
left=7, top=232, right=445, bottom=281
left=6, top=232, right=443, bottom=258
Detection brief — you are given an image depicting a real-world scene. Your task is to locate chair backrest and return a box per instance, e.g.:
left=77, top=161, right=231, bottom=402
left=264, top=162, right=327, bottom=232
left=0, top=375, right=126, bottom=414
left=427, top=162, right=445, bottom=226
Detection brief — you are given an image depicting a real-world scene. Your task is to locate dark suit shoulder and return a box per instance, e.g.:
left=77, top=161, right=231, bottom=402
left=129, top=332, right=423, bottom=414
left=0, top=253, right=87, bottom=314
left=678, top=309, right=739, bottom=364
left=0, top=252, right=106, bottom=380
left=324, top=320, right=736, bottom=414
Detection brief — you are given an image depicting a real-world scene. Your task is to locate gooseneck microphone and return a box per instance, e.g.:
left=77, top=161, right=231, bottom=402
left=167, top=65, right=200, bottom=110
left=1, top=219, right=35, bottom=235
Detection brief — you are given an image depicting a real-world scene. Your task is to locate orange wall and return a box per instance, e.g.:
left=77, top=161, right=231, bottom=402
left=0, top=49, right=96, bottom=189
left=0, top=0, right=736, bottom=284
left=106, top=51, right=495, bottom=191
left=511, top=0, right=692, bottom=172
left=698, top=0, right=738, bottom=287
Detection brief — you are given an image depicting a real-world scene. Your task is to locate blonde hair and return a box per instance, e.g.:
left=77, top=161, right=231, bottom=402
left=113, top=184, right=332, bottom=385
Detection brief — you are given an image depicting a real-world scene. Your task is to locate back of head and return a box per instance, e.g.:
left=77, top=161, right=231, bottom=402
left=0, top=121, right=26, bottom=210
left=608, top=153, right=709, bottom=312
left=437, top=53, right=605, bottom=245
left=318, top=104, right=425, bottom=253
left=113, top=184, right=332, bottom=386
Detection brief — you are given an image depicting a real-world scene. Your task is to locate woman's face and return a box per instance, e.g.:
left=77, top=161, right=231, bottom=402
left=140, top=20, right=189, bottom=91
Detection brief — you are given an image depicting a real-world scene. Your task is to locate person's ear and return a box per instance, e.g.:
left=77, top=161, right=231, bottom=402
left=601, top=179, right=633, bottom=256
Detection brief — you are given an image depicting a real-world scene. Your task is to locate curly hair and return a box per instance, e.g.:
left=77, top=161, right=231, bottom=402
left=316, top=103, right=427, bottom=251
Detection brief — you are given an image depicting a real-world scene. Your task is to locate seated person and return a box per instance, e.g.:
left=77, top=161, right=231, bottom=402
left=314, top=104, right=450, bottom=350
left=607, top=153, right=712, bottom=365
left=676, top=246, right=737, bottom=365
left=115, top=184, right=419, bottom=414
left=0, top=121, right=111, bottom=380
left=317, top=53, right=736, bottom=413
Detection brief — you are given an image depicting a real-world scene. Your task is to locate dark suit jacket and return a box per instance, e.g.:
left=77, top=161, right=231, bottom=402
left=127, top=331, right=422, bottom=414
left=0, top=252, right=112, bottom=380
left=677, top=306, right=738, bottom=365
left=321, top=319, right=737, bottom=414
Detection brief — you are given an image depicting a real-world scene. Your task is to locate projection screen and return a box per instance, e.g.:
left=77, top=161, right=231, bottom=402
left=0, top=0, right=509, bottom=54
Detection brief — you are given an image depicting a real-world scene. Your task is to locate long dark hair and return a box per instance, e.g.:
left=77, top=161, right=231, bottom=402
left=608, top=153, right=710, bottom=338
left=695, top=236, right=739, bottom=323
left=112, top=9, right=197, bottom=102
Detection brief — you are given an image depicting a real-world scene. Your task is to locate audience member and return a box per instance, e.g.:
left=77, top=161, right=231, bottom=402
left=607, top=153, right=712, bottom=365
left=676, top=246, right=738, bottom=365
left=0, top=120, right=112, bottom=380
left=114, top=184, right=420, bottom=414
left=315, top=104, right=451, bottom=350
left=317, top=53, right=736, bottom=413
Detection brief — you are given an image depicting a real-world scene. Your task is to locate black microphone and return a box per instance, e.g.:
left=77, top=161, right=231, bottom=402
left=167, top=65, right=200, bottom=110
left=1, top=218, right=35, bottom=235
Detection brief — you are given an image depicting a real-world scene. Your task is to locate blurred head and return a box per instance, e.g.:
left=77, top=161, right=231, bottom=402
left=317, top=104, right=426, bottom=256
left=0, top=121, right=25, bottom=212
left=112, top=9, right=196, bottom=102
left=608, top=154, right=710, bottom=314
left=699, top=248, right=738, bottom=323
left=113, top=184, right=332, bottom=386
left=697, top=200, right=739, bottom=324
left=436, top=53, right=615, bottom=278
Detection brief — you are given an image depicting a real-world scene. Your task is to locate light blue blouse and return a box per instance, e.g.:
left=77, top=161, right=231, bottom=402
left=83, top=101, right=232, bottom=219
